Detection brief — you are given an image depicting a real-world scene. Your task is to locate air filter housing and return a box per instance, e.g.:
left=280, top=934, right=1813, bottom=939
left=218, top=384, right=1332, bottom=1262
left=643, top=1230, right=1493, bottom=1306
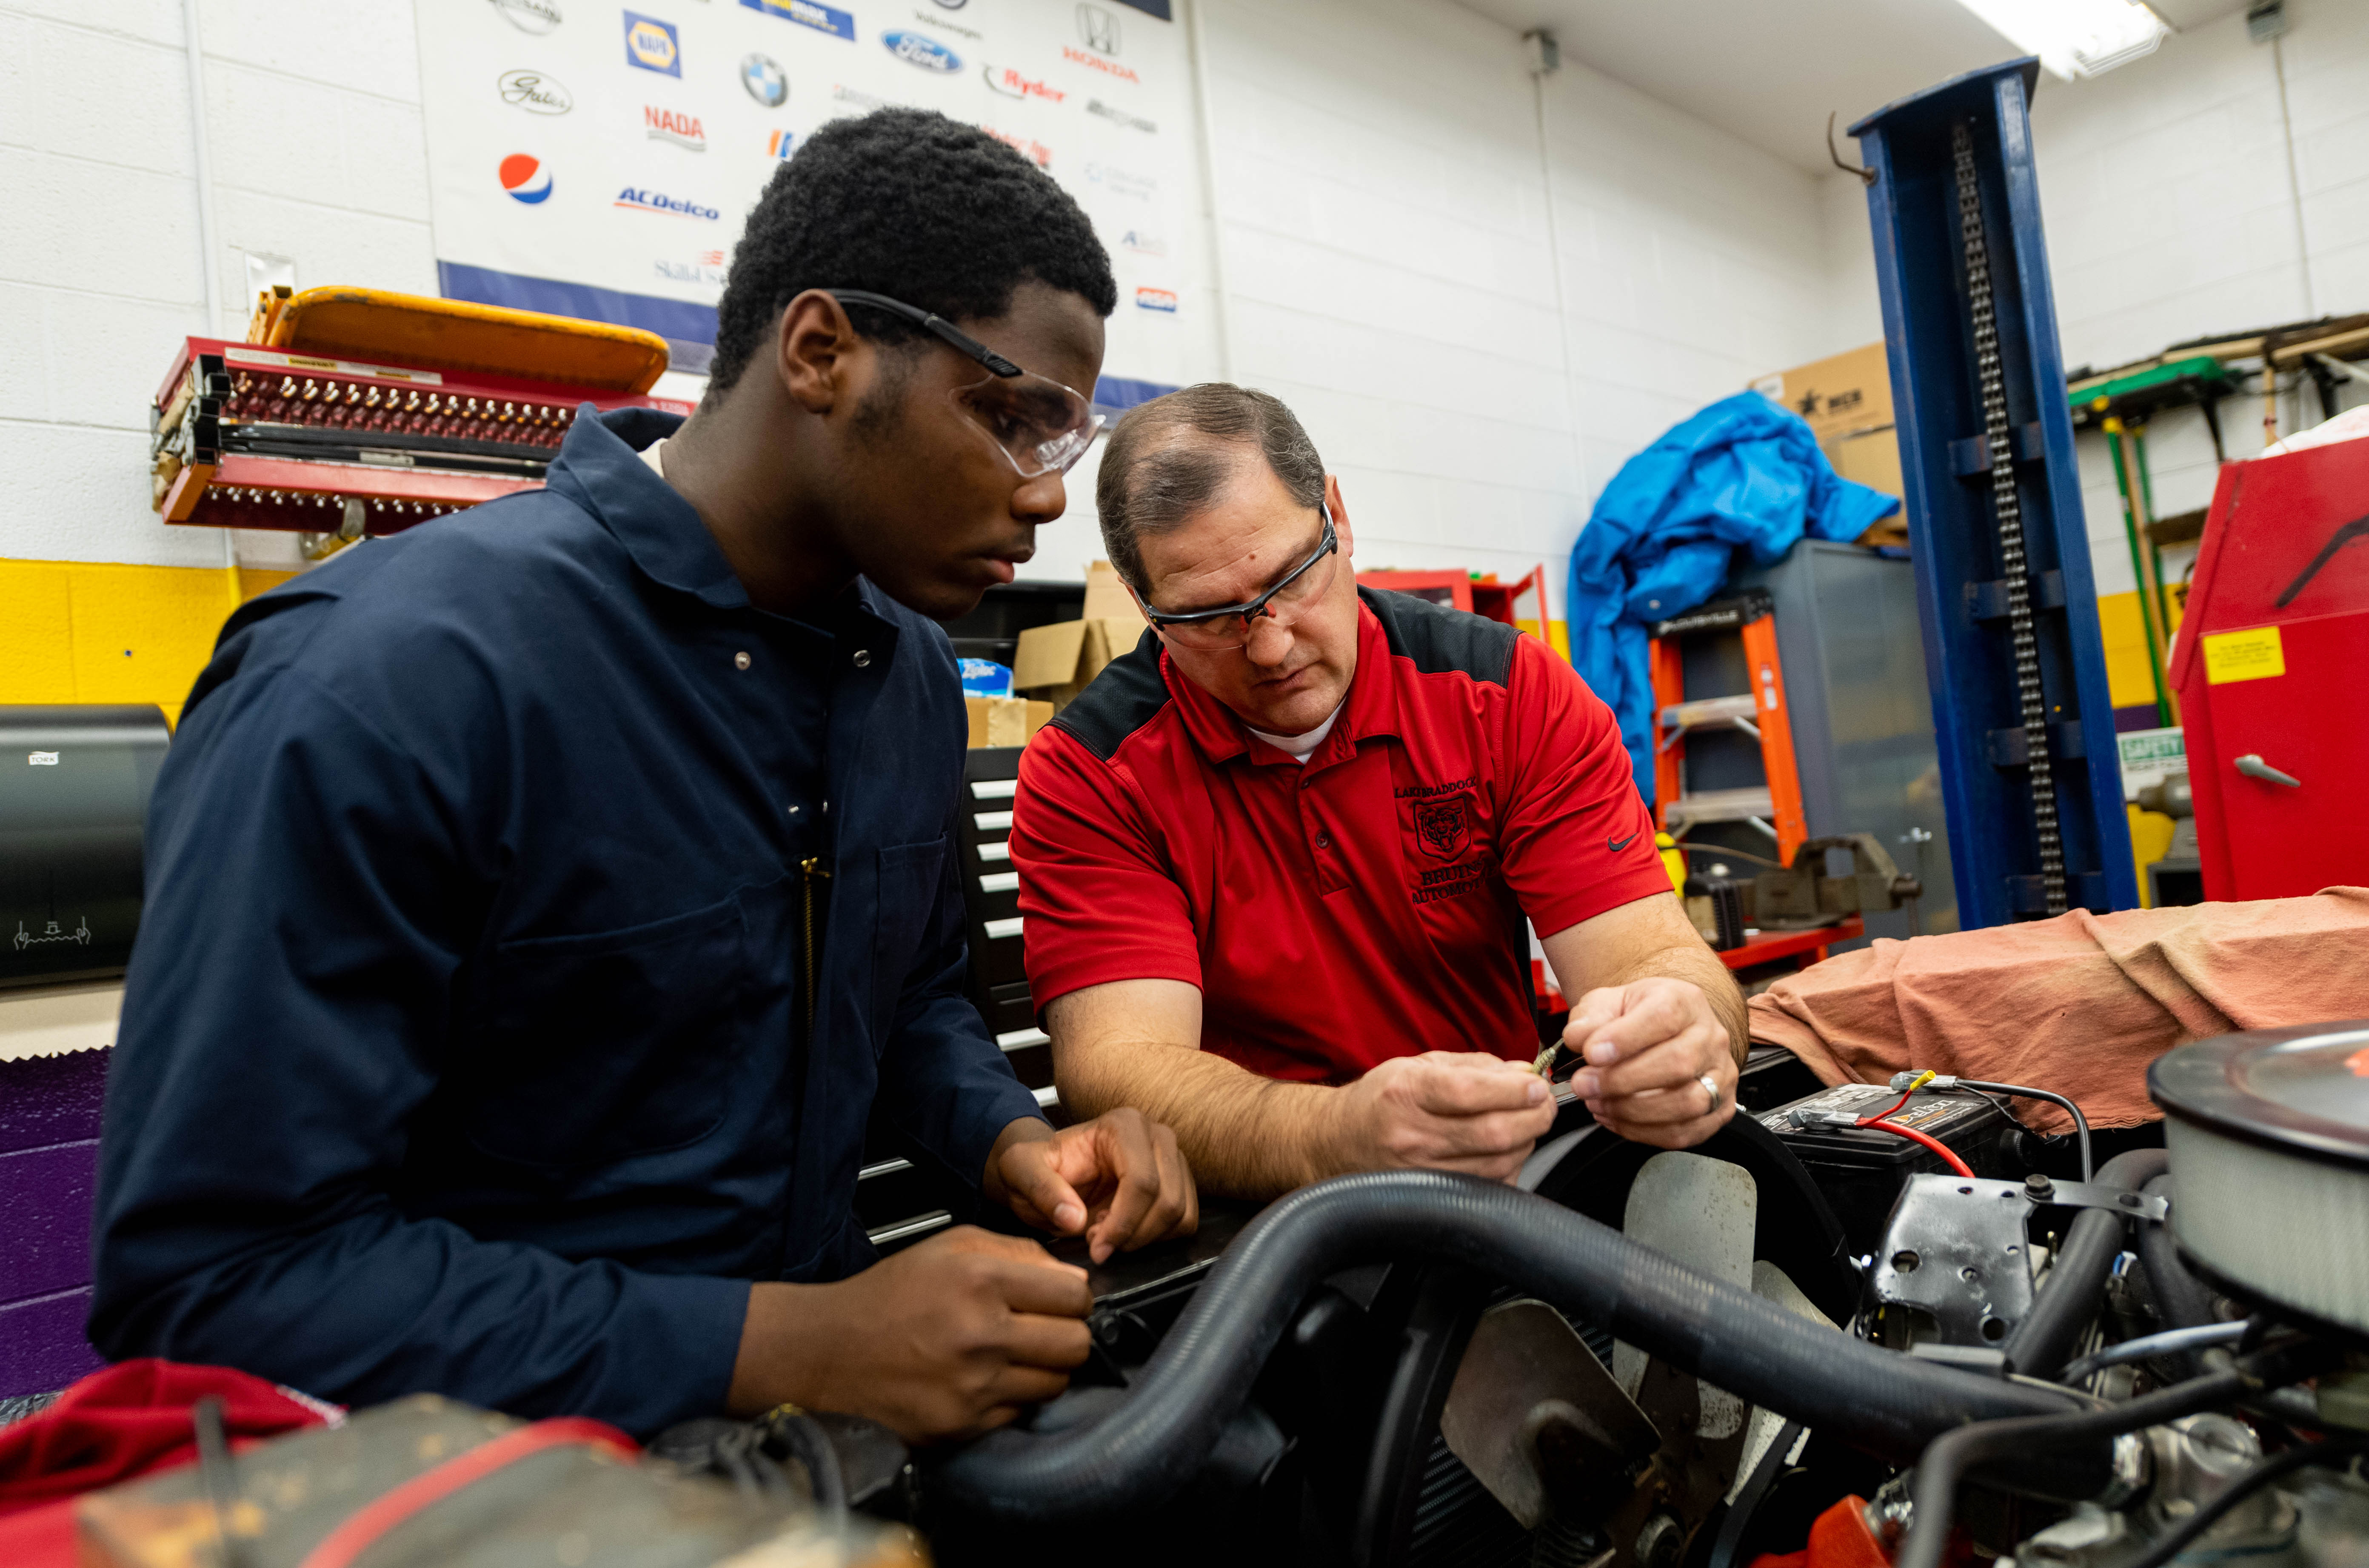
left=2151, top=1022, right=2369, bottom=1337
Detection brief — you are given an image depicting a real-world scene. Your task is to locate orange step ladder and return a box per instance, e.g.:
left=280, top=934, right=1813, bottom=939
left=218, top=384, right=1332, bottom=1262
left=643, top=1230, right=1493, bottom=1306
left=1646, top=589, right=1808, bottom=866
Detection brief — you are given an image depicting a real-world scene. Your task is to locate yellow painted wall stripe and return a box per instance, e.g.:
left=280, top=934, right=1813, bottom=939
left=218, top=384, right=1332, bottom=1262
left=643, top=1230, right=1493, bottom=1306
left=0, top=558, right=300, bottom=728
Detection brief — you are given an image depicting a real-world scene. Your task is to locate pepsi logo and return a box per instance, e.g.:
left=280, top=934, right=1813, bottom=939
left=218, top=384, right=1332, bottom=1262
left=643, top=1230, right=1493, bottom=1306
left=499, top=154, right=553, bottom=203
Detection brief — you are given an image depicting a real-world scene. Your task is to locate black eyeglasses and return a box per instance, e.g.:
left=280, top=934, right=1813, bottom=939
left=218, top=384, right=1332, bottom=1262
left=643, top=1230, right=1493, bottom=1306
left=822, top=289, right=1105, bottom=478
left=1141, top=503, right=1340, bottom=651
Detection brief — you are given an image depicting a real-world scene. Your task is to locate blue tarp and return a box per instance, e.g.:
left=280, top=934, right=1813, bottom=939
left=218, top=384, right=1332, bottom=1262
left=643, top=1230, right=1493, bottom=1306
left=1565, top=391, right=1902, bottom=800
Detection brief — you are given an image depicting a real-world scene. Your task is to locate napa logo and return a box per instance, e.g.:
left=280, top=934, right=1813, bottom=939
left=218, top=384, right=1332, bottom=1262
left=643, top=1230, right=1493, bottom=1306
left=622, top=11, right=680, bottom=76
left=615, top=186, right=720, bottom=220
left=499, top=153, right=553, bottom=203
left=883, top=29, right=961, bottom=72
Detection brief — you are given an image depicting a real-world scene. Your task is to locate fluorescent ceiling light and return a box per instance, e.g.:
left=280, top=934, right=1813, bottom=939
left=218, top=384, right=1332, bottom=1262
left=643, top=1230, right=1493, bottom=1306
left=1950, top=0, right=2171, bottom=79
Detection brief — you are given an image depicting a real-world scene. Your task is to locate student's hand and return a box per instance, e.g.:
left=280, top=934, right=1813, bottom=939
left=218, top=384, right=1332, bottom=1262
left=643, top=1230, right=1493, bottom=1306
left=728, top=1227, right=1092, bottom=1442
left=1326, top=1051, right=1557, bottom=1184
left=982, top=1109, right=1199, bottom=1264
left=1563, top=977, right=1737, bottom=1150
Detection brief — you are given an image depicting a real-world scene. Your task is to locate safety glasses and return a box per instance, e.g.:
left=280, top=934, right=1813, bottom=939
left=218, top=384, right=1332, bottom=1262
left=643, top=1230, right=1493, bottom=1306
left=823, top=289, right=1105, bottom=478
left=1142, top=504, right=1339, bottom=651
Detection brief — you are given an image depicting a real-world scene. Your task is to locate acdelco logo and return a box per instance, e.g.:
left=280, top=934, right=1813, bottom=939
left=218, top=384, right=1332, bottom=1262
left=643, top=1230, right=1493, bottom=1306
left=615, top=187, right=719, bottom=219
left=623, top=11, right=680, bottom=75
left=982, top=63, right=1063, bottom=102
left=883, top=29, right=962, bottom=72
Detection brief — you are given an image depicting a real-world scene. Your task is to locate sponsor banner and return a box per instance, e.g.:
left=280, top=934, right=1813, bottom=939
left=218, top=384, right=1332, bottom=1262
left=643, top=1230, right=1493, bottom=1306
left=420, top=0, right=1208, bottom=392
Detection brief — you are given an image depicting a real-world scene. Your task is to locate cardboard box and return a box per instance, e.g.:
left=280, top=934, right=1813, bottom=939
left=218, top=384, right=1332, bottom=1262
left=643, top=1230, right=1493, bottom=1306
left=1827, top=426, right=1907, bottom=548
left=1752, top=341, right=1894, bottom=441
left=1080, top=559, right=1147, bottom=625
left=966, top=695, right=1054, bottom=748
left=1012, top=618, right=1144, bottom=708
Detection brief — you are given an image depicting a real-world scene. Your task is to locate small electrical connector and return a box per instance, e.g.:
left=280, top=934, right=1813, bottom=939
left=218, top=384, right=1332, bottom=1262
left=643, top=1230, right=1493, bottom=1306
left=1888, top=1069, right=1955, bottom=1092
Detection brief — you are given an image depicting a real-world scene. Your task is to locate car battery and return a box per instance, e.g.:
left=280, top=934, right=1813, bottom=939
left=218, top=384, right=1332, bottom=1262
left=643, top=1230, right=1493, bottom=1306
left=1759, top=1082, right=2018, bottom=1256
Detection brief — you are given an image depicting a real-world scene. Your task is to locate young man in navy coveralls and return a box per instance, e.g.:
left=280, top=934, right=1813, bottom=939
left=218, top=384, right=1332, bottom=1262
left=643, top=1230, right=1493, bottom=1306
left=1011, top=385, right=1747, bottom=1201
left=91, top=111, right=1196, bottom=1442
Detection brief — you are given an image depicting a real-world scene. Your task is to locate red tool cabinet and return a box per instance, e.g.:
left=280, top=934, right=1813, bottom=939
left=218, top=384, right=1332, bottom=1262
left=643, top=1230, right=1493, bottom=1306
left=2169, top=436, right=2369, bottom=901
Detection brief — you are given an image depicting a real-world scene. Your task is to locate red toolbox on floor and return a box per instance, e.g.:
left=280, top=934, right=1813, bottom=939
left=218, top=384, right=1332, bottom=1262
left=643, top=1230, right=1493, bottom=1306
left=2171, top=436, right=2369, bottom=900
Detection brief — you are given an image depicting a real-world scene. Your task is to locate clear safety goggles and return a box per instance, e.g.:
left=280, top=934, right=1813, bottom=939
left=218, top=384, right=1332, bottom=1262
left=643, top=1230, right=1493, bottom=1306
left=1141, top=504, right=1339, bottom=652
left=825, top=289, right=1105, bottom=478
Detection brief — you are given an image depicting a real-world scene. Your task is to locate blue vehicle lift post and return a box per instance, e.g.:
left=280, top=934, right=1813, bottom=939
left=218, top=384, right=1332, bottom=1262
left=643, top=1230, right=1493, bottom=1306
left=1851, top=60, right=2138, bottom=926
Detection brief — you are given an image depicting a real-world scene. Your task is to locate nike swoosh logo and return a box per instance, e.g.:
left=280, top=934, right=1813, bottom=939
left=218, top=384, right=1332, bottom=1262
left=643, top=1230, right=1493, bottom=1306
left=1608, top=834, right=1637, bottom=853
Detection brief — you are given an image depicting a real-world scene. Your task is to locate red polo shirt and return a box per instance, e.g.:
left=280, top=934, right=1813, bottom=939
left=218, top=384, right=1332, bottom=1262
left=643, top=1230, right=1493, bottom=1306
left=1009, top=588, right=1668, bottom=1084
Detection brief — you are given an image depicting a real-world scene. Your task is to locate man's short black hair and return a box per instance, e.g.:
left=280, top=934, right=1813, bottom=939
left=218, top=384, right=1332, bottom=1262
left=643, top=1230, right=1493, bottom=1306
left=709, top=108, right=1117, bottom=391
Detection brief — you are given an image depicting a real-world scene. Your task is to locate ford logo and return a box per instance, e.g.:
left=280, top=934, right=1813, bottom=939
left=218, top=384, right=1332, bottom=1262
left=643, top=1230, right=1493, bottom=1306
left=882, top=29, right=962, bottom=72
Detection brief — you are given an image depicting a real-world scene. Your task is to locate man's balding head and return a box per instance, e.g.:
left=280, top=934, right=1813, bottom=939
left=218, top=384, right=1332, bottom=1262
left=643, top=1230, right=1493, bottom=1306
left=1094, top=383, right=1326, bottom=594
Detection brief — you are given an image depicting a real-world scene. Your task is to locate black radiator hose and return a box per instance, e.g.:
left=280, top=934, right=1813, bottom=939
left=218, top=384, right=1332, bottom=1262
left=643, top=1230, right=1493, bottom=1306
left=933, top=1169, right=2081, bottom=1523
left=2001, top=1148, right=2170, bottom=1380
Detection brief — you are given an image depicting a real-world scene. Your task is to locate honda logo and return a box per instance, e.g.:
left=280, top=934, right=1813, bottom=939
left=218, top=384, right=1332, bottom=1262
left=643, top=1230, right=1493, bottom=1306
left=1076, top=2, right=1119, bottom=55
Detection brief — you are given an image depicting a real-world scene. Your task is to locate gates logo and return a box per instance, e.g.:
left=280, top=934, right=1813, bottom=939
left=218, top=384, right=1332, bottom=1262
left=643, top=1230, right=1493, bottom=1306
left=615, top=186, right=720, bottom=219
left=883, top=30, right=962, bottom=71
left=499, top=153, right=554, bottom=203
left=1134, top=286, right=1177, bottom=314
left=489, top=0, right=562, bottom=34
left=623, top=11, right=680, bottom=75
left=497, top=69, right=574, bottom=114
left=739, top=0, right=856, bottom=41
left=644, top=105, right=707, bottom=151
left=982, top=63, right=1064, bottom=102
left=740, top=52, right=789, bottom=106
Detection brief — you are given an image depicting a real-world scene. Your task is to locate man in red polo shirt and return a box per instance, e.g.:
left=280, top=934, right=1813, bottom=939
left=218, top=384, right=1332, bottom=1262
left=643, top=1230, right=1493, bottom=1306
left=1009, top=384, right=1746, bottom=1200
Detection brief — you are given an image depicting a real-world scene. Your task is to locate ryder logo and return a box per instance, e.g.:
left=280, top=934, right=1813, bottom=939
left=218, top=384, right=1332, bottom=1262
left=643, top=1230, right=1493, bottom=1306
left=644, top=105, right=707, bottom=150
left=1413, top=797, right=1470, bottom=859
left=982, top=63, right=1064, bottom=102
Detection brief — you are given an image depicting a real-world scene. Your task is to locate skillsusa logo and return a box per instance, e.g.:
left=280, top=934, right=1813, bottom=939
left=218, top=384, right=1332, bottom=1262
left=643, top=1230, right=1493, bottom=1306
left=739, top=0, right=856, bottom=41
left=983, top=63, right=1064, bottom=102
left=883, top=29, right=962, bottom=71
left=623, top=10, right=680, bottom=75
left=644, top=104, right=707, bottom=151
left=616, top=186, right=719, bottom=219
left=497, top=69, right=573, bottom=114
left=499, top=153, right=553, bottom=203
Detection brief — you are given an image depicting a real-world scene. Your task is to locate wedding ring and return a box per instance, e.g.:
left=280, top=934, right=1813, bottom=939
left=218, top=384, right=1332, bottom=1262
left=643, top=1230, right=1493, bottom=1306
left=1699, top=1071, right=1722, bottom=1111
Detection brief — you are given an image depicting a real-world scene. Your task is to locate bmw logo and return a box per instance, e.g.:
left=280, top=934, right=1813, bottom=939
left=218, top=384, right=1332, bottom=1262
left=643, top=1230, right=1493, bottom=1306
left=499, top=153, right=552, bottom=203
left=741, top=53, right=788, bottom=108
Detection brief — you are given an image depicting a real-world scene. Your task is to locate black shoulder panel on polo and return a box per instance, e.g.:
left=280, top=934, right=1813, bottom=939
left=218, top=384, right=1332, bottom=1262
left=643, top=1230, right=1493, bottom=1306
left=1047, top=626, right=1171, bottom=761
left=1359, top=586, right=1518, bottom=687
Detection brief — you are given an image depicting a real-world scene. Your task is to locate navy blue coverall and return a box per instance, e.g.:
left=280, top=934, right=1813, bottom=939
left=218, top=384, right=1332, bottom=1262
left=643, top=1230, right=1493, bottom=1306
left=89, top=408, right=1042, bottom=1436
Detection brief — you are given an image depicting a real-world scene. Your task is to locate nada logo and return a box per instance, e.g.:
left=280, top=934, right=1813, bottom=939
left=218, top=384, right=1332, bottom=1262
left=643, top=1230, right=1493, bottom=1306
left=981, top=126, right=1050, bottom=168
left=739, top=0, right=856, bottom=41
left=883, top=30, right=961, bottom=71
left=497, top=68, right=574, bottom=114
left=1076, top=2, right=1120, bottom=54
left=489, top=0, right=562, bottom=34
left=983, top=63, right=1064, bottom=102
left=1121, top=228, right=1166, bottom=257
left=499, top=153, right=554, bottom=203
left=616, top=186, right=720, bottom=220
left=740, top=51, right=788, bottom=106
left=645, top=104, right=707, bottom=151
left=767, top=128, right=795, bottom=158
left=1135, top=286, right=1177, bottom=313
left=1061, top=45, right=1140, bottom=83
left=623, top=10, right=680, bottom=75
left=1086, top=97, right=1154, bottom=132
